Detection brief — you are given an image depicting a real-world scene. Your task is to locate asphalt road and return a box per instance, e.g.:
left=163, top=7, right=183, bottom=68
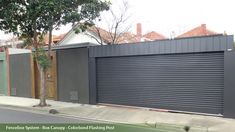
left=0, top=106, right=185, bottom=132
left=0, top=106, right=92, bottom=123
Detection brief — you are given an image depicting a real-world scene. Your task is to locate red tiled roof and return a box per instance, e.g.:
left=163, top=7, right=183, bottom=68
left=89, top=26, right=167, bottom=44
left=44, top=33, right=66, bottom=45
left=88, top=26, right=112, bottom=44
left=143, top=31, right=166, bottom=40
left=115, top=32, right=139, bottom=43
left=177, top=24, right=218, bottom=38
left=89, top=26, right=139, bottom=44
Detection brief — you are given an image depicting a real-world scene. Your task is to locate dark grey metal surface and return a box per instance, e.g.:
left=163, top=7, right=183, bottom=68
left=96, top=52, right=224, bottom=114
left=89, top=57, right=97, bottom=104
left=90, top=35, right=233, bottom=58
left=9, top=53, right=32, bottom=97
left=223, top=51, right=235, bottom=118
left=57, top=48, right=89, bottom=103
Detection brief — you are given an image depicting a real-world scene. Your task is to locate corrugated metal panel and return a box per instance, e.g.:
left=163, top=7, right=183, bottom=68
left=9, top=53, right=32, bottom=97
left=90, top=35, right=233, bottom=57
left=57, top=48, right=89, bottom=103
left=0, top=52, right=8, bottom=95
left=0, top=60, right=5, bottom=94
left=96, top=52, right=224, bottom=114
left=224, top=51, right=235, bottom=118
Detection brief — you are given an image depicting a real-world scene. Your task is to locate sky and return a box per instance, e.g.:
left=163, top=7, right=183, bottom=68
left=110, top=0, right=235, bottom=38
left=1, top=0, right=235, bottom=40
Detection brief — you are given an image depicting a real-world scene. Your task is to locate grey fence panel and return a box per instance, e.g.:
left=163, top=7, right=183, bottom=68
left=165, top=41, right=171, bottom=53
left=224, top=51, right=235, bottom=118
left=0, top=52, right=8, bottom=95
left=187, top=38, right=194, bottom=52
left=170, top=40, right=176, bottom=53
left=89, top=35, right=233, bottom=58
left=226, top=36, right=234, bottom=50
left=207, top=37, right=214, bottom=51
left=96, top=52, right=224, bottom=114
left=57, top=48, right=89, bottom=104
left=181, top=39, right=188, bottom=52
left=200, top=37, right=207, bottom=51
left=220, top=36, right=227, bottom=51
left=0, top=60, right=4, bottom=94
left=9, top=53, right=32, bottom=98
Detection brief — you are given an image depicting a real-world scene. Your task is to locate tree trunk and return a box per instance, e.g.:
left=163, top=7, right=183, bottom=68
left=33, top=20, right=48, bottom=107
left=48, top=28, right=52, bottom=58
left=48, top=17, right=53, bottom=58
left=39, top=65, right=47, bottom=106
left=33, top=21, right=38, bottom=49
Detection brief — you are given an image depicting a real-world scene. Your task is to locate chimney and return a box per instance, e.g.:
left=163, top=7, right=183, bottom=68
left=201, top=24, right=206, bottom=28
left=136, top=23, right=142, bottom=36
left=224, top=31, right=227, bottom=36
left=201, top=24, right=207, bottom=35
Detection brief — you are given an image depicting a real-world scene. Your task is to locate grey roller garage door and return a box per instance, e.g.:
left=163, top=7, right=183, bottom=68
left=96, top=52, right=224, bottom=114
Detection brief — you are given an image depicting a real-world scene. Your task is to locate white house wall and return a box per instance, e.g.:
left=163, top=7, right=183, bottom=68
left=59, top=31, right=100, bottom=45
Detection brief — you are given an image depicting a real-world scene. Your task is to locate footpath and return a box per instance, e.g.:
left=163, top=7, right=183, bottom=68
left=0, top=96, right=235, bottom=132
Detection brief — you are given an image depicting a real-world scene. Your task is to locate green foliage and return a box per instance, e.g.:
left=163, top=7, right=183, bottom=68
left=0, top=0, right=110, bottom=105
left=74, top=22, right=95, bottom=34
left=0, top=0, right=110, bottom=38
left=0, top=0, right=110, bottom=69
left=34, top=48, right=51, bottom=70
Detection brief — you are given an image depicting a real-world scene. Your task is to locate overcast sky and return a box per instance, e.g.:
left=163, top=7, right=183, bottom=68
left=1, top=0, right=234, bottom=40
left=111, top=0, right=235, bottom=37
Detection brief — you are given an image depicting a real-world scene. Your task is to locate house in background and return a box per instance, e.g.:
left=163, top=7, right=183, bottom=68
left=0, top=37, right=24, bottom=48
left=57, top=24, right=105, bottom=45
left=0, top=24, right=226, bottom=49
left=57, top=23, right=167, bottom=46
left=143, top=31, right=166, bottom=41
left=43, top=34, right=66, bottom=45
left=176, top=24, right=221, bottom=38
left=135, top=23, right=166, bottom=42
left=48, top=23, right=226, bottom=46
left=56, top=23, right=225, bottom=46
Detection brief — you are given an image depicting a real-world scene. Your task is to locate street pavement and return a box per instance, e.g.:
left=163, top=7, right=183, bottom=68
left=0, top=106, right=182, bottom=132
left=0, top=106, right=91, bottom=123
left=0, top=96, right=235, bottom=132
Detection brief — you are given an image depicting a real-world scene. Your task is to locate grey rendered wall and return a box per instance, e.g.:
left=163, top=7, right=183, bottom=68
left=57, top=48, right=89, bottom=104
left=9, top=53, right=33, bottom=98
left=224, top=51, right=235, bottom=118
left=90, top=35, right=233, bottom=57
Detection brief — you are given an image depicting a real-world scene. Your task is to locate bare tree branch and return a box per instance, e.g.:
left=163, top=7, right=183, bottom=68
left=92, top=0, right=133, bottom=45
left=84, top=27, right=104, bottom=45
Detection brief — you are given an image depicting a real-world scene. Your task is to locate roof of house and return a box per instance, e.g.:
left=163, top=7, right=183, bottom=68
left=44, top=33, right=66, bottom=45
left=87, top=26, right=111, bottom=44
left=143, top=31, right=166, bottom=40
left=55, top=21, right=170, bottom=45
left=89, top=27, right=166, bottom=44
left=117, top=32, right=140, bottom=43
left=88, top=26, right=140, bottom=44
left=177, top=24, right=218, bottom=38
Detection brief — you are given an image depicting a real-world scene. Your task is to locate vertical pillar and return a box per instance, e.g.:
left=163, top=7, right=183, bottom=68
left=0, top=51, right=8, bottom=95
left=224, top=51, right=235, bottom=118
left=6, top=48, right=10, bottom=96
left=89, top=57, right=97, bottom=104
